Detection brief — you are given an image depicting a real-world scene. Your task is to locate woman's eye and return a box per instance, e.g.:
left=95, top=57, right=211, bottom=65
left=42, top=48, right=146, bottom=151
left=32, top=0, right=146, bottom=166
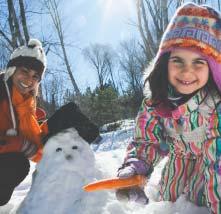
left=56, top=148, right=62, bottom=152
left=21, top=69, right=29, bottom=75
left=33, top=75, right=40, bottom=81
left=72, top=146, right=78, bottom=150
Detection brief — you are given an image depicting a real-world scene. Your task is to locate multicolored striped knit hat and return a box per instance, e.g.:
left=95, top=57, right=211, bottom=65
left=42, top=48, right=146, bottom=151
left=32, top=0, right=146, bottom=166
left=155, top=2, right=221, bottom=92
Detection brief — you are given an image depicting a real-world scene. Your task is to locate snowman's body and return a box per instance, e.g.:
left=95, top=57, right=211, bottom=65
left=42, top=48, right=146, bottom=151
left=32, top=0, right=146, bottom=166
left=17, top=128, right=108, bottom=214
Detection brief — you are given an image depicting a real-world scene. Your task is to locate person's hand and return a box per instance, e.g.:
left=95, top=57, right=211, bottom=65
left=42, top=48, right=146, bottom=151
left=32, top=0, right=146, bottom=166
left=116, top=158, right=152, bottom=205
left=21, top=139, right=38, bottom=159
left=116, top=187, right=149, bottom=204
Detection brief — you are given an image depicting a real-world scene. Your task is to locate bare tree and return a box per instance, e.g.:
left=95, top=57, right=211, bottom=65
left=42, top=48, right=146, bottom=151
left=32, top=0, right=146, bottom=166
left=19, top=0, right=30, bottom=44
left=83, top=44, right=117, bottom=90
left=193, top=0, right=207, bottom=3
left=136, top=0, right=171, bottom=60
left=119, top=39, right=145, bottom=97
left=136, top=0, right=156, bottom=60
left=43, top=0, right=81, bottom=96
left=135, top=0, right=219, bottom=62
left=0, top=0, right=30, bottom=55
left=7, top=0, right=25, bottom=48
left=41, top=74, right=65, bottom=115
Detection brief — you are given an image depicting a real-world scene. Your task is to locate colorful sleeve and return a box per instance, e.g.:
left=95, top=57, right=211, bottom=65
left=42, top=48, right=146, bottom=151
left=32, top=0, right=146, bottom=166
left=204, top=107, right=221, bottom=214
left=125, top=99, right=169, bottom=168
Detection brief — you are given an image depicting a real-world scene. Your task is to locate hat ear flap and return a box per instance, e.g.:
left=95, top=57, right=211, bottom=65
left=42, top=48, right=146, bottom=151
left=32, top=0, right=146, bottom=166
left=4, top=66, right=16, bottom=82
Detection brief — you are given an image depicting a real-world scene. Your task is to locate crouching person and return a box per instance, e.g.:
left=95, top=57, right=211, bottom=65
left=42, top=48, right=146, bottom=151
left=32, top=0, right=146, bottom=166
left=0, top=39, right=101, bottom=205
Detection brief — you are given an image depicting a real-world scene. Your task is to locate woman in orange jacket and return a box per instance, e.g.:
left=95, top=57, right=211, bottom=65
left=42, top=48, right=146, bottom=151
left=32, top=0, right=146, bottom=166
left=0, top=39, right=100, bottom=205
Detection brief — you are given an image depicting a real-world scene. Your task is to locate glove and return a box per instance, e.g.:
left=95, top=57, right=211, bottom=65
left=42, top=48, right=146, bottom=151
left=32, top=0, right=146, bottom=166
left=21, top=139, right=38, bottom=159
left=116, top=158, right=152, bottom=205
left=116, top=187, right=149, bottom=204
left=46, top=102, right=101, bottom=144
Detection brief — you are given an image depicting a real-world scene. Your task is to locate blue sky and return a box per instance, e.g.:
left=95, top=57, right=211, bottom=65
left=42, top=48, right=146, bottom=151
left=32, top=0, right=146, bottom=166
left=45, top=0, right=139, bottom=92
left=68, top=0, right=137, bottom=45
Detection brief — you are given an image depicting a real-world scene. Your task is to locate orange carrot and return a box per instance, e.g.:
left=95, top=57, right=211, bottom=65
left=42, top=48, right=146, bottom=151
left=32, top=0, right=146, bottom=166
left=83, top=175, right=146, bottom=192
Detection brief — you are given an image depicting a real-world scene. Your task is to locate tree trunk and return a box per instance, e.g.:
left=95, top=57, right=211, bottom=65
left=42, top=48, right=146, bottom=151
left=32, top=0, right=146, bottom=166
left=60, top=38, right=81, bottom=96
left=45, top=0, right=81, bottom=96
left=19, top=0, right=30, bottom=44
left=7, top=0, right=24, bottom=48
left=7, top=0, right=17, bottom=48
left=136, top=0, right=154, bottom=60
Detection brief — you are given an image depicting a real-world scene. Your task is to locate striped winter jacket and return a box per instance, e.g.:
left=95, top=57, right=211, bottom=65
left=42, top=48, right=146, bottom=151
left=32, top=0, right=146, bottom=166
left=125, top=89, right=221, bottom=211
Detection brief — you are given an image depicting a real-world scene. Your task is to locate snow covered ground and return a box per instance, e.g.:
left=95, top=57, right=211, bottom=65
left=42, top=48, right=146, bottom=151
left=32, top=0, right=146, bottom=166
left=0, top=120, right=209, bottom=214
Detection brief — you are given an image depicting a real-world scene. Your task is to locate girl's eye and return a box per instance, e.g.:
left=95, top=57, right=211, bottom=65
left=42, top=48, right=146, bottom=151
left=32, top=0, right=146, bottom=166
left=169, top=58, right=183, bottom=64
left=56, top=148, right=62, bottom=152
left=193, top=60, right=207, bottom=65
left=174, top=60, right=182, bottom=64
left=173, top=60, right=182, bottom=65
left=72, top=146, right=78, bottom=150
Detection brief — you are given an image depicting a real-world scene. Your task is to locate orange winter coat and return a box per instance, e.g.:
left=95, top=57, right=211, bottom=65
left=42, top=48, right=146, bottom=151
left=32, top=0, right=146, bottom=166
left=0, top=83, right=48, bottom=162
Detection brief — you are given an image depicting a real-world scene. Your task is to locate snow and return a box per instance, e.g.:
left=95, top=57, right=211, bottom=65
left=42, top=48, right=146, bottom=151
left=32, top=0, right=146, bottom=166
left=0, top=119, right=209, bottom=214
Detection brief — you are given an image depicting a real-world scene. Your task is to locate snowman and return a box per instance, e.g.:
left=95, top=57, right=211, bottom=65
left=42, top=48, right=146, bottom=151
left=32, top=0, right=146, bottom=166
left=17, top=128, right=109, bottom=214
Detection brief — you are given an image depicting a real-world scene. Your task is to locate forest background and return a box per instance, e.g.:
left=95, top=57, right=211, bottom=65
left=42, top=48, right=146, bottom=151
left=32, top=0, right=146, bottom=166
left=0, top=0, right=219, bottom=127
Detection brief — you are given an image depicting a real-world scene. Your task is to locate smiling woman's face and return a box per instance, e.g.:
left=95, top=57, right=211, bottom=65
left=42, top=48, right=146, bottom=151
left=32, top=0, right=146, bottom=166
left=12, top=67, right=40, bottom=95
left=168, top=49, right=209, bottom=95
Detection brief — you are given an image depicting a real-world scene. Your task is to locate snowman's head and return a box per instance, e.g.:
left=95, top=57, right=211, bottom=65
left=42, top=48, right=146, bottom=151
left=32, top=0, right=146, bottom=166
left=40, top=128, right=95, bottom=173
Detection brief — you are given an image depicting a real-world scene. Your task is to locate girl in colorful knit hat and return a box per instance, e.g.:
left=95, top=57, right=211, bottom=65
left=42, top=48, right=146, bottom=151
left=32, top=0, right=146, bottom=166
left=116, top=3, right=221, bottom=213
left=0, top=39, right=100, bottom=205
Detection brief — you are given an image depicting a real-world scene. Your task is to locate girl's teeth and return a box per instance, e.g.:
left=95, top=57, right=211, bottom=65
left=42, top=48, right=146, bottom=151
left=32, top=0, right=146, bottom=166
left=183, top=81, right=190, bottom=84
left=181, top=80, right=192, bottom=85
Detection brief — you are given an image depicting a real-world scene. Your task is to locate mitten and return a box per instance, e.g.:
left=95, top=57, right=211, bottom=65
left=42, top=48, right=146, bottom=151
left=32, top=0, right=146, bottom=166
left=116, top=158, right=152, bottom=205
left=46, top=102, right=101, bottom=144
left=116, top=187, right=149, bottom=205
left=118, top=158, right=152, bottom=178
left=21, top=139, right=38, bottom=159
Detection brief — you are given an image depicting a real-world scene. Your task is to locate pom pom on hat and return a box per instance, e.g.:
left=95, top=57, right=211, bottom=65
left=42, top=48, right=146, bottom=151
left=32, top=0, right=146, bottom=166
left=28, top=39, right=42, bottom=47
left=5, top=38, right=46, bottom=82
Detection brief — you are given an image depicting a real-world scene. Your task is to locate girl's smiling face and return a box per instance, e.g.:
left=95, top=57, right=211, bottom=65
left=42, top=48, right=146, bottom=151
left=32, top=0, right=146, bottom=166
left=12, top=67, right=40, bottom=95
left=168, top=49, right=209, bottom=94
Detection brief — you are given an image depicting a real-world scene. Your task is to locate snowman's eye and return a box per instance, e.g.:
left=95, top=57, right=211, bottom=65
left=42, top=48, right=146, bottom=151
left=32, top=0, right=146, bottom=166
left=56, top=148, right=62, bottom=152
left=72, top=146, right=78, bottom=150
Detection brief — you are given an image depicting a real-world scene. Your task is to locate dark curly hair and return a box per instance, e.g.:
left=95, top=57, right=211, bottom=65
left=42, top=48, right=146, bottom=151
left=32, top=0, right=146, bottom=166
left=144, top=52, right=170, bottom=106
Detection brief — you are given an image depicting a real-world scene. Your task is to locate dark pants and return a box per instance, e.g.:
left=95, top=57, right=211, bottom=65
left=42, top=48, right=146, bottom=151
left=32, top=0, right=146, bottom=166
left=0, top=153, right=30, bottom=206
